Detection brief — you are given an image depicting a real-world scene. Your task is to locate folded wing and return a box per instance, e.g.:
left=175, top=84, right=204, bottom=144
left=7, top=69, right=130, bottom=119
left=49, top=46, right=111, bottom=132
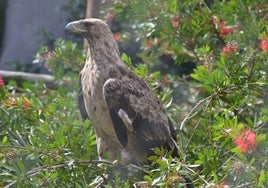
left=103, top=74, right=177, bottom=157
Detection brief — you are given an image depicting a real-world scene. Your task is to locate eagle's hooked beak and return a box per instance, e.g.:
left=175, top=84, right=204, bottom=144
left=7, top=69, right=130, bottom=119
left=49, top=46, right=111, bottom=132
left=65, top=21, right=87, bottom=34
left=65, top=22, right=75, bottom=33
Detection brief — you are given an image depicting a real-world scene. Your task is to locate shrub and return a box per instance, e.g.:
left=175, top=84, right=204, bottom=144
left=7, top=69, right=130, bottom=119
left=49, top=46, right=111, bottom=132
left=0, top=0, right=267, bottom=187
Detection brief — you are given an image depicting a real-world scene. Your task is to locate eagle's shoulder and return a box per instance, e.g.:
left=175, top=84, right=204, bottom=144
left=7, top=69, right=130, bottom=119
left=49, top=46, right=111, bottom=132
left=105, top=64, right=167, bottom=123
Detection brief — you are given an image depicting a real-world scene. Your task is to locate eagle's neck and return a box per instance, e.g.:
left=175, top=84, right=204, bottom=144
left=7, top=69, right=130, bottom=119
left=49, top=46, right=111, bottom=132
left=86, top=36, right=121, bottom=65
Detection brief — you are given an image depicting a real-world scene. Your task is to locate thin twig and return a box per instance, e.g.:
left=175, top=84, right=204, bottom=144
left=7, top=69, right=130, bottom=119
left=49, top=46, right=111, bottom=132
left=82, top=159, right=114, bottom=165
left=127, top=164, right=149, bottom=174
left=179, top=95, right=212, bottom=131
left=0, top=120, right=26, bottom=147
left=3, top=159, right=147, bottom=188
left=4, top=163, right=66, bottom=188
left=247, top=51, right=256, bottom=83
left=178, top=95, right=213, bottom=156
left=184, top=118, right=202, bottom=150
left=183, top=165, right=210, bottom=185
left=235, top=182, right=256, bottom=188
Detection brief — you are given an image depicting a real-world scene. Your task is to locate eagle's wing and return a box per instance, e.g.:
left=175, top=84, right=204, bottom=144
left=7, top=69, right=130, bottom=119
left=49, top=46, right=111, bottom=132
left=103, top=74, right=177, bottom=154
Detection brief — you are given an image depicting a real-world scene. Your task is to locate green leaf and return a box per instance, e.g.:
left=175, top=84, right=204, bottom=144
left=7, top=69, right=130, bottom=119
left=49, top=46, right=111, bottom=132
left=2, top=136, right=8, bottom=143
left=149, top=71, right=160, bottom=79
left=50, top=172, right=59, bottom=180
left=259, top=170, right=268, bottom=187
left=143, top=175, right=152, bottom=183
left=121, top=53, right=132, bottom=66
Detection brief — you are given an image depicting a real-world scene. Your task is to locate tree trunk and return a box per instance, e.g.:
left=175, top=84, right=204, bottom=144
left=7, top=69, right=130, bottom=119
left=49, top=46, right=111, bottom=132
left=83, top=0, right=100, bottom=53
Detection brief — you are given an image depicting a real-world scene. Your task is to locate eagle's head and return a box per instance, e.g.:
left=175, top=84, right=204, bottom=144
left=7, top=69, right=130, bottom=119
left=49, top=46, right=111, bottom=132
left=65, top=18, right=114, bottom=41
left=65, top=18, right=120, bottom=57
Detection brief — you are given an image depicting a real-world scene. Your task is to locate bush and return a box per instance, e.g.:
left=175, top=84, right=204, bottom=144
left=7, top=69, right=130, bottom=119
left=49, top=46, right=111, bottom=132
left=0, top=0, right=267, bottom=187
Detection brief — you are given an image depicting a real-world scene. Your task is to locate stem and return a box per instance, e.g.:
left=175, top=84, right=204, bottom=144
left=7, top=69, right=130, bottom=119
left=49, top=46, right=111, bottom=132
left=0, top=120, right=26, bottom=147
left=179, top=95, right=212, bottom=131
left=247, top=51, right=256, bottom=83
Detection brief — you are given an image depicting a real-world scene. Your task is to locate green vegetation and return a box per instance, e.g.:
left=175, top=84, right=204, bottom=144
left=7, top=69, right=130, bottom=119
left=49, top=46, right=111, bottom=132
left=1, top=0, right=268, bottom=187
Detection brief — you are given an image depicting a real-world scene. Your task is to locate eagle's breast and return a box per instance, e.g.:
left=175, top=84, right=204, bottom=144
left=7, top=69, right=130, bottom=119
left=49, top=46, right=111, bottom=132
left=80, top=59, right=118, bottom=139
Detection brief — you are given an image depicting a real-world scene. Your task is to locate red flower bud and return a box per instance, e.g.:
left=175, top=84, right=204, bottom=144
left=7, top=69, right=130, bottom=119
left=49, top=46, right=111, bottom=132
left=22, top=99, right=31, bottom=111
left=235, top=129, right=256, bottom=153
left=171, top=16, right=180, bottom=27
left=222, top=44, right=238, bottom=56
left=113, top=33, right=121, bottom=42
left=0, top=76, right=4, bottom=88
left=260, top=36, right=268, bottom=52
left=220, top=26, right=234, bottom=38
left=211, top=18, right=238, bottom=38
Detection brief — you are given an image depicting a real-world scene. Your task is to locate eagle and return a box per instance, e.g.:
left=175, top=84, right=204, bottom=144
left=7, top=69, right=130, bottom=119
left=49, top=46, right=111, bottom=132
left=65, top=18, right=178, bottom=164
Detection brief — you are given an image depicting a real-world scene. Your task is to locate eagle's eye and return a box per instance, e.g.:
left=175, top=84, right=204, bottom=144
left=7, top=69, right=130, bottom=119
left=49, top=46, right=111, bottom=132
left=83, top=22, right=93, bottom=28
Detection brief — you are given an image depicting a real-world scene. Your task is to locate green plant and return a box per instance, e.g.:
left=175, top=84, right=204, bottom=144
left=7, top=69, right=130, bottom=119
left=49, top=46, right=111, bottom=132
left=1, top=0, right=268, bottom=187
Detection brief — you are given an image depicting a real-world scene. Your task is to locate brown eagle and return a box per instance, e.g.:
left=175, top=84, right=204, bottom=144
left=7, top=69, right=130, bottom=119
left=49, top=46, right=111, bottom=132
left=65, top=18, right=178, bottom=164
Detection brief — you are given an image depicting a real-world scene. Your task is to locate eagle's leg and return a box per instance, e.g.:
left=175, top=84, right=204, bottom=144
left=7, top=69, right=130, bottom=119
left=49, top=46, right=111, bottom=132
left=95, top=129, right=121, bottom=162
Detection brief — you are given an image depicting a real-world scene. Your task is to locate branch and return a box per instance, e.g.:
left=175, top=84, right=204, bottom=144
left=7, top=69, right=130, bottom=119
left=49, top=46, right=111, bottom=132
left=0, top=70, right=60, bottom=89
left=4, top=159, right=147, bottom=188
left=0, top=120, right=26, bottom=147
left=179, top=95, right=213, bottom=131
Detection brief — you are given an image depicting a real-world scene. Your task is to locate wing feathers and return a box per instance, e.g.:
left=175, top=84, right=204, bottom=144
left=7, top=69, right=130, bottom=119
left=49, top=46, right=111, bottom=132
left=118, top=109, right=134, bottom=132
left=103, top=75, right=177, bottom=155
left=109, top=109, right=128, bottom=147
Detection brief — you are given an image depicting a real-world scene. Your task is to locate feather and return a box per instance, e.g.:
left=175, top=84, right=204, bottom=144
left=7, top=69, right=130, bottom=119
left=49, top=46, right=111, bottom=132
left=109, top=109, right=128, bottom=147
left=78, top=76, right=89, bottom=120
left=103, top=75, right=177, bottom=157
left=65, top=18, right=178, bottom=164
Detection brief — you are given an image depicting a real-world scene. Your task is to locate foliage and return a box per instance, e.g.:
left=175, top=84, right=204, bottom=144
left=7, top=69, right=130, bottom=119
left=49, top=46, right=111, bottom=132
left=109, top=0, right=268, bottom=186
left=0, top=0, right=268, bottom=187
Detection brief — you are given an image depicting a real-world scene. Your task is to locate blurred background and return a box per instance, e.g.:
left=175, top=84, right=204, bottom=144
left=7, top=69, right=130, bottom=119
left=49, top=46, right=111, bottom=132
left=0, top=0, right=70, bottom=73
left=0, top=0, right=195, bottom=76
